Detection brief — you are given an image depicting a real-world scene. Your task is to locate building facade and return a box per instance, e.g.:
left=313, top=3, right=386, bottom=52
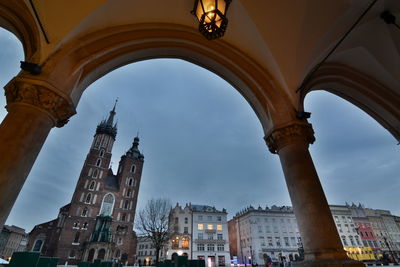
left=166, top=204, right=230, bottom=267
left=229, top=204, right=400, bottom=263
left=168, top=204, right=192, bottom=259
left=0, top=225, right=27, bottom=260
left=229, top=206, right=301, bottom=265
left=27, top=104, right=144, bottom=265
left=136, top=236, right=164, bottom=266
left=330, top=205, right=363, bottom=248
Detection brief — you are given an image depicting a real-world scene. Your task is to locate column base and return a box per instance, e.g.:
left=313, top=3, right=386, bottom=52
left=293, top=259, right=364, bottom=267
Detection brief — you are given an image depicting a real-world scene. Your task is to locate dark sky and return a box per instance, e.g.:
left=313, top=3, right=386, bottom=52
left=1, top=29, right=399, bottom=232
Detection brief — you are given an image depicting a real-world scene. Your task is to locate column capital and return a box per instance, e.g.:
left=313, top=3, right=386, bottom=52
left=264, top=121, right=315, bottom=154
left=4, top=77, right=76, bottom=127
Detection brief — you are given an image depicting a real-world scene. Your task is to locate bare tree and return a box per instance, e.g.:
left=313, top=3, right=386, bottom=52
left=136, top=198, right=171, bottom=266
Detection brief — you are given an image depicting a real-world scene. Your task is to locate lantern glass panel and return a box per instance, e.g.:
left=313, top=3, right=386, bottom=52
left=217, top=0, right=226, bottom=14
left=195, top=1, right=203, bottom=21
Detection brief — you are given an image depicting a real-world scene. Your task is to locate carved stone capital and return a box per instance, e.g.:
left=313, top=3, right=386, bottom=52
left=264, top=121, right=315, bottom=154
left=4, top=77, right=76, bottom=127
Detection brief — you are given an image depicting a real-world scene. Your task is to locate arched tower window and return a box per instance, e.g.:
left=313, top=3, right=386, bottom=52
left=130, top=164, right=136, bottom=173
left=121, top=213, right=126, bottom=222
left=32, top=240, right=43, bottom=252
left=123, top=200, right=129, bottom=210
left=99, top=150, right=105, bottom=157
left=85, top=193, right=92, bottom=204
left=93, top=169, right=98, bottom=178
left=127, top=189, right=132, bottom=197
left=73, top=232, right=80, bottom=243
left=127, top=178, right=133, bottom=186
left=96, top=159, right=102, bottom=167
left=100, top=193, right=115, bottom=216
left=82, top=207, right=88, bottom=217
left=89, top=181, right=96, bottom=190
left=69, top=250, right=76, bottom=258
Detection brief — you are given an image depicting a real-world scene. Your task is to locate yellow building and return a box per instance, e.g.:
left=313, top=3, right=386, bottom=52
left=344, top=247, right=376, bottom=262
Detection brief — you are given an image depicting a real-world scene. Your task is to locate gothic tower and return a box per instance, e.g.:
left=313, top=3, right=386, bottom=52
left=42, top=103, right=145, bottom=265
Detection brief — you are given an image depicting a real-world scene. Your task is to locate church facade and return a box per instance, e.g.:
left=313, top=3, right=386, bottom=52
left=27, top=104, right=144, bottom=265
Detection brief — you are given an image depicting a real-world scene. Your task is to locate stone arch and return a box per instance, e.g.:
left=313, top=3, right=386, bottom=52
left=299, top=63, right=400, bottom=142
left=0, top=1, right=41, bottom=61
left=39, top=23, right=296, bottom=134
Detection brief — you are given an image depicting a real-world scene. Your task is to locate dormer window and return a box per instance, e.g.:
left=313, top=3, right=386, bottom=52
left=130, top=164, right=136, bottom=173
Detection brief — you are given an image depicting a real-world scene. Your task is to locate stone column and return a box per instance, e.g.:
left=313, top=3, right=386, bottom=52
left=265, top=121, right=362, bottom=267
left=0, top=77, right=75, bottom=228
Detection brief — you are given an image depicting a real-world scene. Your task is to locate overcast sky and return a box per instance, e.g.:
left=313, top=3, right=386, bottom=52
left=1, top=29, right=399, bottom=232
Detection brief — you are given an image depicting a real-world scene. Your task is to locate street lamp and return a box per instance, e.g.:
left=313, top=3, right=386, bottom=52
left=191, top=0, right=232, bottom=40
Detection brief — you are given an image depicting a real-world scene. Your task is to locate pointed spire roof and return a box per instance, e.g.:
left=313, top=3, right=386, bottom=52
left=96, top=100, right=118, bottom=139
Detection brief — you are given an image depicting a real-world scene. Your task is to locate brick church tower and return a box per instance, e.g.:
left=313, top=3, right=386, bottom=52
left=27, top=103, right=144, bottom=265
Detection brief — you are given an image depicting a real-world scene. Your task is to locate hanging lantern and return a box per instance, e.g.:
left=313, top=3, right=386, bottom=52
left=191, top=0, right=232, bottom=40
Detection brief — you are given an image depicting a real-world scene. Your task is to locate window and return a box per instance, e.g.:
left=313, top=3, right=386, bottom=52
left=198, top=233, right=203, bottom=240
left=198, top=215, right=203, bottom=220
left=99, top=150, right=105, bottom=157
left=284, top=237, right=290, bottom=246
left=81, top=207, right=88, bottom=217
left=207, top=224, right=213, bottom=230
left=83, top=222, right=88, bottom=229
left=127, top=189, right=132, bottom=197
left=182, top=237, right=189, bottom=249
left=89, top=181, right=96, bottom=190
left=131, top=164, right=136, bottom=173
left=275, top=237, right=281, bottom=247
left=100, top=193, right=115, bottom=216
left=96, top=159, right=101, bottom=167
left=69, top=250, right=76, bottom=258
left=123, top=200, right=129, bottom=210
left=207, top=244, right=215, bottom=251
left=175, top=217, right=179, bottom=224
left=121, top=213, right=126, bottom=222
left=93, top=169, right=98, bottom=178
left=208, top=234, right=213, bottom=240
left=218, top=256, right=225, bottom=266
left=197, top=244, right=205, bottom=251
left=185, top=217, right=188, bottom=224
left=73, top=222, right=79, bottom=229
left=208, top=215, right=212, bottom=221
left=184, top=227, right=188, bottom=234
left=217, top=225, right=222, bottom=231
left=267, top=237, right=273, bottom=247
left=32, top=240, right=43, bottom=252
left=198, top=224, right=204, bottom=230
left=172, top=237, right=179, bottom=249
left=217, top=216, right=221, bottom=221
left=85, top=193, right=92, bottom=204
left=217, top=244, right=224, bottom=251
left=73, top=232, right=80, bottom=244
left=217, top=234, right=223, bottom=240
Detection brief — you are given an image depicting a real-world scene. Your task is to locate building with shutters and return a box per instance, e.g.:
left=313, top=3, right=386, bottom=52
left=27, top=103, right=144, bottom=265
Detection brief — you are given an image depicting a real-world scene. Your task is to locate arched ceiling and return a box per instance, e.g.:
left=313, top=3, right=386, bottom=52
left=22, top=0, right=400, bottom=105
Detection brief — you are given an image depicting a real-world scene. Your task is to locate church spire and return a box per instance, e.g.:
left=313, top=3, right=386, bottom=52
left=95, top=100, right=118, bottom=139
left=106, top=99, right=117, bottom=126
